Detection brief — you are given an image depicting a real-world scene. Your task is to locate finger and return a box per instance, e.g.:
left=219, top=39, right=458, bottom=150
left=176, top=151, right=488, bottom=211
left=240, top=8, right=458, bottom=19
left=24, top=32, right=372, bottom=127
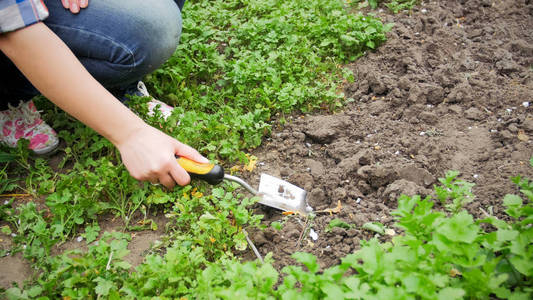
left=69, top=1, right=80, bottom=13
left=61, top=0, right=69, bottom=9
left=174, top=141, right=209, bottom=163
left=79, top=0, right=89, bottom=9
left=168, top=158, right=191, bottom=186
left=159, top=173, right=176, bottom=190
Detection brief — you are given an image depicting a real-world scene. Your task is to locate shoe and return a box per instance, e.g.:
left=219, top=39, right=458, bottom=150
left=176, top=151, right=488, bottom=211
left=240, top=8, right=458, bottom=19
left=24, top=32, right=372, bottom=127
left=136, top=81, right=175, bottom=120
left=0, top=100, right=59, bottom=155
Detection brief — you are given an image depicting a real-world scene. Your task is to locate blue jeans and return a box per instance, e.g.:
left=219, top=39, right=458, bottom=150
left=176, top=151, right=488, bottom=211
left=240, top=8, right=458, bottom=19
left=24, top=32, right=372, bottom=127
left=0, top=0, right=185, bottom=109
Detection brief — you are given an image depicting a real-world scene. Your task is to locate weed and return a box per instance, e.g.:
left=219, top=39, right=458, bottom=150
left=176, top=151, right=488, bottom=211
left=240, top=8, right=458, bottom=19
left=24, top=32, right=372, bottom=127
left=326, top=218, right=354, bottom=232
left=434, top=170, right=475, bottom=213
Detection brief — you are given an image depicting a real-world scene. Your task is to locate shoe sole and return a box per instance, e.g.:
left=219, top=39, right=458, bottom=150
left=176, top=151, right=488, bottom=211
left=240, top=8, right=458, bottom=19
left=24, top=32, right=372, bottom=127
left=32, top=138, right=60, bottom=155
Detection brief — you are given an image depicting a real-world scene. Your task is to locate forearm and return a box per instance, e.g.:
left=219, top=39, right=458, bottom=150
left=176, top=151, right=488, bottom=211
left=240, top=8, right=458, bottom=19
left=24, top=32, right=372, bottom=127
left=0, top=22, right=145, bottom=146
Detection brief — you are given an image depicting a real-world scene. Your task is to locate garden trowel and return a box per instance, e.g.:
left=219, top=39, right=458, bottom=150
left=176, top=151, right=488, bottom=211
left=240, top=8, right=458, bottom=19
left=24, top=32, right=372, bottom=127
left=176, top=157, right=313, bottom=215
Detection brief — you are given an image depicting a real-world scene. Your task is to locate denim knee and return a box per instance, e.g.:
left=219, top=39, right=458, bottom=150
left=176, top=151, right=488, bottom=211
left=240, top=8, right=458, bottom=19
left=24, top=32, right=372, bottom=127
left=124, top=1, right=183, bottom=83
left=43, top=0, right=182, bottom=90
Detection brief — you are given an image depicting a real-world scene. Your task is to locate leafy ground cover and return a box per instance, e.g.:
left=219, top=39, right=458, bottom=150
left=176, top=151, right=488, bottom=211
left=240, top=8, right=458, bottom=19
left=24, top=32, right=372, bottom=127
left=2, top=0, right=533, bottom=299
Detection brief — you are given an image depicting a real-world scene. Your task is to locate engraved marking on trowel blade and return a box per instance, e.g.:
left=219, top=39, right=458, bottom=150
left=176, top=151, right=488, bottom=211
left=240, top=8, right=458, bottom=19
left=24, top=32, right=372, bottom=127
left=277, top=184, right=296, bottom=200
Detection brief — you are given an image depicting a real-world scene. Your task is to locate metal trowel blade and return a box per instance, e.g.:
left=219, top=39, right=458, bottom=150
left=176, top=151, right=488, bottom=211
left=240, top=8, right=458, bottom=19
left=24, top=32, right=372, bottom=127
left=257, top=173, right=312, bottom=215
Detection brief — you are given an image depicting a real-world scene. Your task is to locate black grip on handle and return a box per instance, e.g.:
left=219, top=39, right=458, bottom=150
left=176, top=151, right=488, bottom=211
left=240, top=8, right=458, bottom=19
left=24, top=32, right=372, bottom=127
left=190, top=164, right=224, bottom=185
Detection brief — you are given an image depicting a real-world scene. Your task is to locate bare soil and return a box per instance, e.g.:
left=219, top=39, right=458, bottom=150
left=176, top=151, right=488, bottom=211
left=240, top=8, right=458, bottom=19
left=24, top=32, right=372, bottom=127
left=242, top=0, right=533, bottom=270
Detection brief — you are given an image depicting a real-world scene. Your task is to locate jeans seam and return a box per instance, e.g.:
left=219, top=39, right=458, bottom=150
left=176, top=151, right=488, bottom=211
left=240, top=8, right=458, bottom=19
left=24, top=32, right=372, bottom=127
left=46, top=23, right=137, bottom=72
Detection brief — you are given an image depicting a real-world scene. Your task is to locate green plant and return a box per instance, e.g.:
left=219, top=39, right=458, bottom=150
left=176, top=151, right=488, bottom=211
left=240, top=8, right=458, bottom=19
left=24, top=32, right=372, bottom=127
left=434, top=170, right=475, bottom=213
left=326, top=218, right=354, bottom=232
left=5, top=232, right=132, bottom=299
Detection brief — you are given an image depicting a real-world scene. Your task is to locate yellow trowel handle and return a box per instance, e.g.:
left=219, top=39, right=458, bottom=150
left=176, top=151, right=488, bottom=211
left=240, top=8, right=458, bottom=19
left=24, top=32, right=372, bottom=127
left=176, top=156, right=224, bottom=185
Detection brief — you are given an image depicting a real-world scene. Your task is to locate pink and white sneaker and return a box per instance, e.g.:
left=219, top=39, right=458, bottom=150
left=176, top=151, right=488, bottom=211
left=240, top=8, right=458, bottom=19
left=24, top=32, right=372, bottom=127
left=0, top=100, right=59, bottom=155
left=136, top=81, right=176, bottom=120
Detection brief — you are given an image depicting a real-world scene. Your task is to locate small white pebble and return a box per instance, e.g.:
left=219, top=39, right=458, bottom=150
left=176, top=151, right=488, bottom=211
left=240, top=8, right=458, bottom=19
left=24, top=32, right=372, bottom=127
left=490, top=129, right=498, bottom=133
left=23, top=245, right=27, bottom=249
left=258, top=162, right=265, bottom=166
left=3, top=200, right=8, bottom=205
left=421, top=8, right=427, bottom=13
left=309, top=229, right=318, bottom=241
left=77, top=236, right=83, bottom=242
left=394, top=150, right=400, bottom=155
left=522, top=102, right=530, bottom=108
left=414, top=32, right=420, bottom=35
left=468, top=126, right=472, bottom=130
left=325, top=245, right=331, bottom=249
left=420, top=131, right=426, bottom=136
left=497, top=118, right=502, bottom=122
left=426, top=104, right=433, bottom=108
left=305, top=143, right=312, bottom=148
left=356, top=198, right=362, bottom=204
left=512, top=107, right=517, bottom=110
left=366, top=134, right=372, bottom=138
left=506, top=108, right=512, bottom=113
left=11, top=233, right=16, bottom=237
left=306, top=167, right=311, bottom=172
left=385, top=229, right=396, bottom=236
left=356, top=140, right=361, bottom=144
left=473, top=174, right=479, bottom=179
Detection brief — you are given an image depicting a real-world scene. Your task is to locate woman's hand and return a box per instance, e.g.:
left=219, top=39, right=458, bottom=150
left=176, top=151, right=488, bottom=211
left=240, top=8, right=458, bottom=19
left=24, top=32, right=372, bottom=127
left=61, top=0, right=89, bottom=14
left=116, top=124, right=209, bottom=189
left=0, top=23, right=208, bottom=190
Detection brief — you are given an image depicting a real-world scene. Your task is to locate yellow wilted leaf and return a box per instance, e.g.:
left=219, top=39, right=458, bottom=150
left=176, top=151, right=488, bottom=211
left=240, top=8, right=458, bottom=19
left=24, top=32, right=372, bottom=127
left=230, top=154, right=258, bottom=172
left=191, top=188, right=203, bottom=198
left=244, top=155, right=258, bottom=171
left=450, top=268, right=462, bottom=277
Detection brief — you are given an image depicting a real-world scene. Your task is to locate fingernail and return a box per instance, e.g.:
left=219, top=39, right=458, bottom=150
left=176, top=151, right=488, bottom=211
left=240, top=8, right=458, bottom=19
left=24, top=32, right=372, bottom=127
left=200, top=157, right=210, bottom=163
left=72, top=3, right=79, bottom=12
left=80, top=0, right=87, bottom=7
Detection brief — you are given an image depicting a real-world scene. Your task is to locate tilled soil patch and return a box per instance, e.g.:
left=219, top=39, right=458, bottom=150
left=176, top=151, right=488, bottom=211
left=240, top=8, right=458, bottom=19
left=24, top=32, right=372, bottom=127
left=243, top=0, right=533, bottom=270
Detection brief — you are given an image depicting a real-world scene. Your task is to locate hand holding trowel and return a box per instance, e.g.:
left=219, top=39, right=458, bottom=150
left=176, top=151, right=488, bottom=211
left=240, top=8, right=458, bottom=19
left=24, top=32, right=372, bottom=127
left=176, top=157, right=313, bottom=215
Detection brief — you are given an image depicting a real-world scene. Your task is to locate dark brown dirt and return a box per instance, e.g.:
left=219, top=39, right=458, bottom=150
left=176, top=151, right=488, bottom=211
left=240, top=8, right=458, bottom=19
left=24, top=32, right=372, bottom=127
left=242, top=0, right=533, bottom=270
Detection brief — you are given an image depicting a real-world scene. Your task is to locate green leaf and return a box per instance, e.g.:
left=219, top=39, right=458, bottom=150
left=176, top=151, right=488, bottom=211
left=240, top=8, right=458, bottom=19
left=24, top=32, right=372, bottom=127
left=322, top=282, right=345, bottom=300
left=437, top=287, right=465, bottom=300
left=1, top=225, right=12, bottom=235
left=327, top=219, right=353, bottom=232
left=362, top=222, right=385, bottom=234
left=438, top=211, right=478, bottom=243
left=503, top=194, right=523, bottom=207
left=292, top=252, right=319, bottom=274
left=496, top=229, right=519, bottom=242
left=115, top=261, right=132, bottom=270
left=94, top=277, right=114, bottom=296
left=26, top=286, right=43, bottom=297
left=271, top=221, right=283, bottom=230
left=0, top=151, right=16, bottom=162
